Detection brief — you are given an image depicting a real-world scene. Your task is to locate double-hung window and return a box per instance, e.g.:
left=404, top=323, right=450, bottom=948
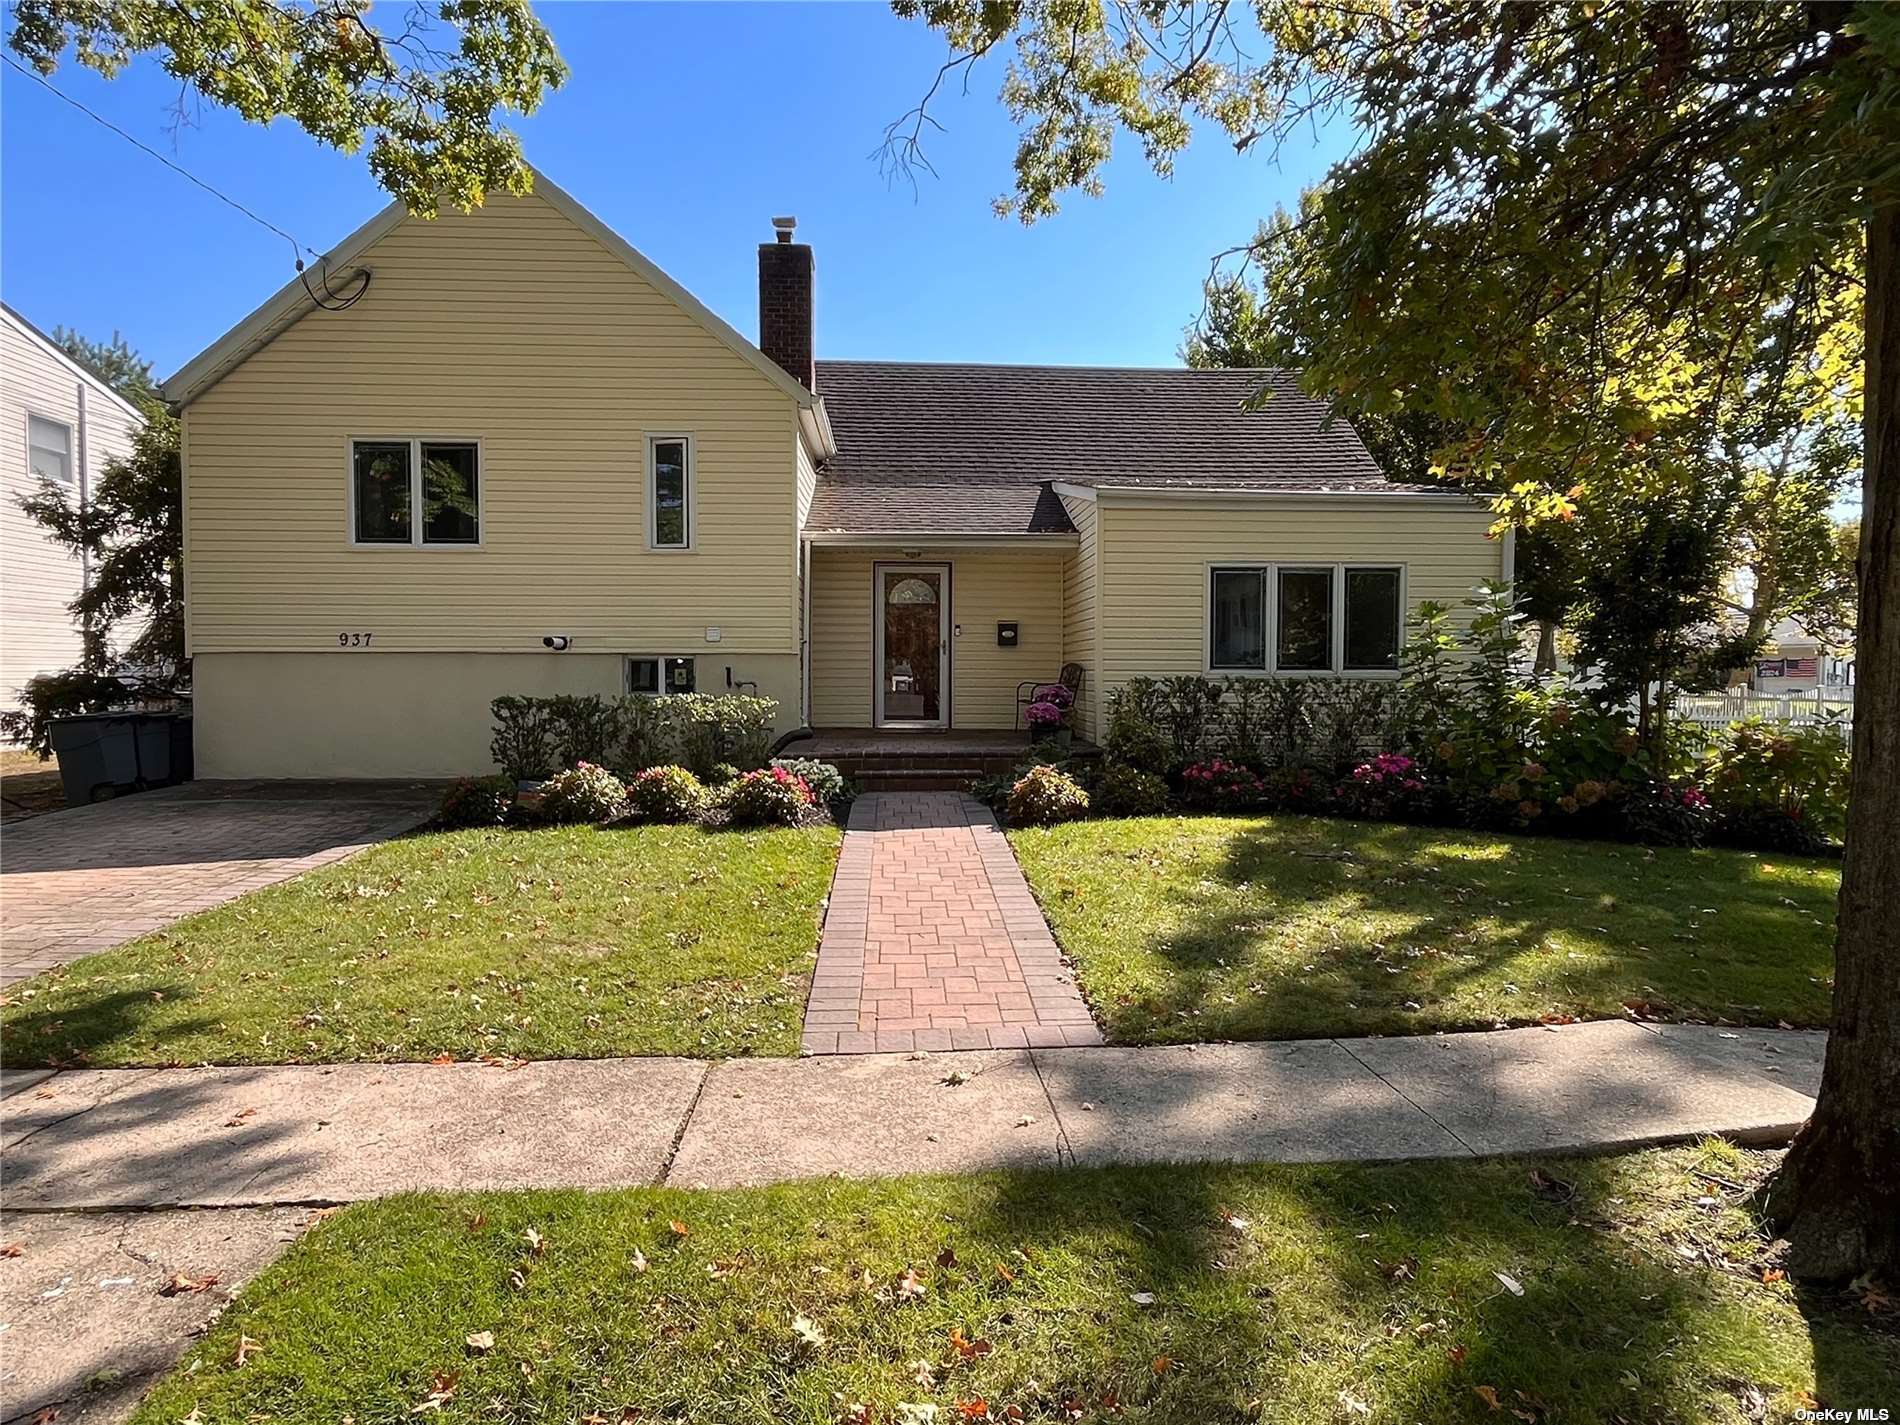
left=350, top=438, right=480, bottom=546
left=27, top=414, right=73, bottom=488
left=647, top=435, right=692, bottom=549
left=1209, top=563, right=1404, bottom=675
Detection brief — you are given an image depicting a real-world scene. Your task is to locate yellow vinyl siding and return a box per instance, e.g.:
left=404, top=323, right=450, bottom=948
left=808, top=548, right=1066, bottom=729
left=1096, top=498, right=1501, bottom=707
left=1059, top=494, right=1100, bottom=739
left=183, top=192, right=802, bottom=656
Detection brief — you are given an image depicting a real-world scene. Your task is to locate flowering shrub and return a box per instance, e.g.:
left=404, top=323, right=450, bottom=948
left=721, top=765, right=814, bottom=827
left=1337, top=751, right=1432, bottom=820
left=1261, top=766, right=1323, bottom=811
left=1024, top=699, right=1067, bottom=730
left=771, top=757, right=848, bottom=807
left=1694, top=719, right=1849, bottom=848
left=539, top=762, right=629, bottom=824
left=1032, top=683, right=1075, bottom=710
left=1351, top=752, right=1425, bottom=790
left=1615, top=779, right=1713, bottom=847
left=623, top=765, right=707, bottom=824
left=1180, top=758, right=1267, bottom=810
left=1007, top=765, right=1091, bottom=825
left=437, top=775, right=514, bottom=829
left=1094, top=762, right=1171, bottom=817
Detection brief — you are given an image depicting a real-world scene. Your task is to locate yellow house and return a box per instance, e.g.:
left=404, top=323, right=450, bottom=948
left=163, top=171, right=1506, bottom=778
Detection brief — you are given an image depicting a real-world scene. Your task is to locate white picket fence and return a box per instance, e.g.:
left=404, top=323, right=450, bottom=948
left=1674, top=689, right=1854, bottom=736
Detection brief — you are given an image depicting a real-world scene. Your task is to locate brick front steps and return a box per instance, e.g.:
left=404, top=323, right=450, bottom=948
left=777, top=729, right=1099, bottom=793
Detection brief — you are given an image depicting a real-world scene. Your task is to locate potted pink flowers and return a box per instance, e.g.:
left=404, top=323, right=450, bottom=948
left=1024, top=688, right=1071, bottom=749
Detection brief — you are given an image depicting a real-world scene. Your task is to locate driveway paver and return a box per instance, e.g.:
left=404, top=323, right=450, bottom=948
left=0, top=780, right=434, bottom=984
left=801, top=792, right=1102, bottom=1054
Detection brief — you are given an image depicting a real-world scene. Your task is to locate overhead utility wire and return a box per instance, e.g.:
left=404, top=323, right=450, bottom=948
left=4, top=55, right=369, bottom=310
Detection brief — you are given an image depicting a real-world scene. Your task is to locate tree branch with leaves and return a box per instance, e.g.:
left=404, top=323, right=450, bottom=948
left=898, top=0, right=1899, bottom=1281
left=8, top=0, right=567, bottom=216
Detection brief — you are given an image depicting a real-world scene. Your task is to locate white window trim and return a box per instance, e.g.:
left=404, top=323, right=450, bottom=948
left=345, top=436, right=484, bottom=549
left=645, top=432, right=696, bottom=552
left=1204, top=561, right=1407, bottom=680
left=624, top=655, right=697, bottom=695
left=25, top=410, right=75, bottom=488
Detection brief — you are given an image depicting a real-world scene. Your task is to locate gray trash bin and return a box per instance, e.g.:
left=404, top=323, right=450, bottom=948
left=48, top=712, right=192, bottom=806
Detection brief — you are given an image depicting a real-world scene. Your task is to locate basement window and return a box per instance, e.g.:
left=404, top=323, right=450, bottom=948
left=350, top=438, right=480, bottom=546
left=626, top=657, right=696, bottom=695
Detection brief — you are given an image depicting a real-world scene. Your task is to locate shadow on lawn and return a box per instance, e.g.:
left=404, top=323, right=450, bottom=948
left=149, top=1153, right=1897, bottom=1423
left=0, top=983, right=207, bottom=1070
left=951, top=1155, right=1888, bottom=1421
left=1104, top=815, right=1833, bottom=1041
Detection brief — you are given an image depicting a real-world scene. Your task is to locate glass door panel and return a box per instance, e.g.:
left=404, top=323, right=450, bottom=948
left=879, top=568, right=944, bottom=725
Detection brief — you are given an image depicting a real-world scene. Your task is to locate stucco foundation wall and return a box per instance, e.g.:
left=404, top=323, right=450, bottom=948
left=808, top=548, right=1067, bottom=730
left=193, top=651, right=801, bottom=779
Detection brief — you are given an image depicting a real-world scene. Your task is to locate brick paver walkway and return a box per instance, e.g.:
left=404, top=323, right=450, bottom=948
left=800, top=792, right=1103, bottom=1055
left=1, top=783, right=433, bottom=985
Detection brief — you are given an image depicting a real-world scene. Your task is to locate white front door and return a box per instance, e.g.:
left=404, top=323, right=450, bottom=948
left=874, top=563, right=949, bottom=728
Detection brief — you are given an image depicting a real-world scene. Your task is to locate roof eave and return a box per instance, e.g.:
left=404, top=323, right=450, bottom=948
left=801, top=530, right=1079, bottom=547
left=2, top=303, right=151, bottom=422
left=1052, top=480, right=1483, bottom=507
left=160, top=164, right=823, bottom=416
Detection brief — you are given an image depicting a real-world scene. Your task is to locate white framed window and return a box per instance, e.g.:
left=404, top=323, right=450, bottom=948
left=646, top=434, right=693, bottom=550
left=1208, top=563, right=1405, bottom=677
left=625, top=656, right=696, bottom=695
left=349, top=437, right=480, bottom=546
left=27, top=413, right=73, bottom=488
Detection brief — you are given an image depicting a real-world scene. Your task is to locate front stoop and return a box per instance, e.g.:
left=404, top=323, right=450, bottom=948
left=800, top=792, right=1102, bottom=1054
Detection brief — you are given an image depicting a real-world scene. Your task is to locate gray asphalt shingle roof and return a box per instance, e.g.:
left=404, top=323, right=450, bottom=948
left=805, top=360, right=1431, bottom=536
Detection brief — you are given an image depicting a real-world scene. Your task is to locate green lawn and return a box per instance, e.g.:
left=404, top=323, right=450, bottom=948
left=1010, top=814, right=1837, bottom=1044
left=127, top=1143, right=1893, bottom=1425
left=0, top=823, right=839, bottom=1068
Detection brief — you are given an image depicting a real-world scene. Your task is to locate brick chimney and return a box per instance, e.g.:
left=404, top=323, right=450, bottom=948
left=758, top=216, right=814, bottom=391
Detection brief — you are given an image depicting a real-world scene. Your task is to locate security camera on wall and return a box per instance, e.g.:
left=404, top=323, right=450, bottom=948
left=542, top=635, right=572, bottom=651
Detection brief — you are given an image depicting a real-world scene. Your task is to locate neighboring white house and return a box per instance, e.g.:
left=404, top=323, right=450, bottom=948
left=1749, top=616, right=1854, bottom=695
left=1, top=304, right=145, bottom=733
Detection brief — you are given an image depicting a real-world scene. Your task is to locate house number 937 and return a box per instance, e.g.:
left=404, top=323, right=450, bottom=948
left=337, top=632, right=374, bottom=647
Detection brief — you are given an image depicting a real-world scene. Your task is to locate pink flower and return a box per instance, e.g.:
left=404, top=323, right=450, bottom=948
left=1680, top=786, right=1709, bottom=809
left=1024, top=699, right=1066, bottom=728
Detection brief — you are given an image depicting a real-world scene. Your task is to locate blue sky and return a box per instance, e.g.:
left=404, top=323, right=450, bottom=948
left=1, top=2, right=1349, bottom=381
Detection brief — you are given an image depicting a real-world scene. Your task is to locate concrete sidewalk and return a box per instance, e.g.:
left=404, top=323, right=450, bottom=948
left=3, top=1019, right=1823, bottom=1208
left=0, top=1020, right=1823, bottom=1424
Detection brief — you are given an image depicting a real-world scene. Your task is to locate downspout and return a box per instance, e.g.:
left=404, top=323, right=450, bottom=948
left=800, top=538, right=812, bottom=726
left=76, top=382, right=90, bottom=591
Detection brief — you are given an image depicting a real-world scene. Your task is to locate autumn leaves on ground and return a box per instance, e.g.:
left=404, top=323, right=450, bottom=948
left=130, top=1143, right=1895, bottom=1424
left=0, top=813, right=1840, bottom=1068
left=1011, top=815, right=1839, bottom=1044
left=0, top=823, right=841, bottom=1067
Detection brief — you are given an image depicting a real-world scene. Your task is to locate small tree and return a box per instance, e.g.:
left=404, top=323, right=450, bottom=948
left=1569, top=489, right=1760, bottom=760
left=0, top=332, right=183, bottom=757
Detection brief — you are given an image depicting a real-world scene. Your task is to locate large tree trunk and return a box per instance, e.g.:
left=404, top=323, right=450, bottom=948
left=1768, top=204, right=1900, bottom=1281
